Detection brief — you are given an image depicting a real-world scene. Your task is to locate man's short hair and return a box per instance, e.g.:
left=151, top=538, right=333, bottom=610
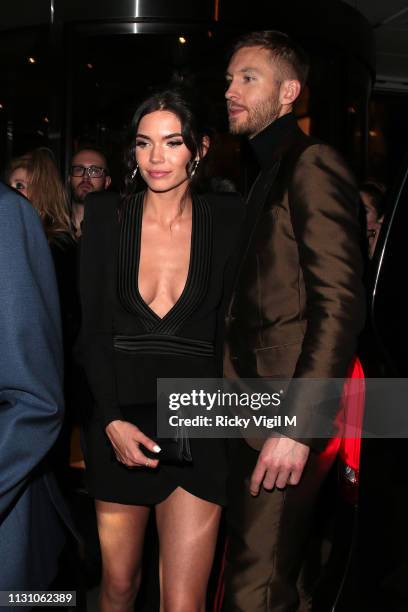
left=71, top=144, right=110, bottom=174
left=230, top=30, right=310, bottom=88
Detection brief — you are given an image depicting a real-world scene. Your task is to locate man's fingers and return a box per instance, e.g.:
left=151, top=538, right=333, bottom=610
left=262, top=468, right=278, bottom=490
left=274, top=469, right=291, bottom=489
left=288, top=468, right=302, bottom=486
left=250, top=460, right=267, bottom=496
left=247, top=438, right=310, bottom=493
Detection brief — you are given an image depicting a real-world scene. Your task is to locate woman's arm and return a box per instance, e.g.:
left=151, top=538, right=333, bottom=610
left=79, top=192, right=160, bottom=466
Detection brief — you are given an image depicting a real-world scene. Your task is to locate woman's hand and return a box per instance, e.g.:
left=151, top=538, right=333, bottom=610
left=105, top=420, right=161, bottom=468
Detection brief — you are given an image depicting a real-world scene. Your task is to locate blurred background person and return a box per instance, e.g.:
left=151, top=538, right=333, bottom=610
left=5, top=147, right=79, bottom=486
left=5, top=147, right=86, bottom=605
left=360, top=179, right=386, bottom=259
left=68, top=146, right=111, bottom=237
left=6, top=147, right=74, bottom=249
left=0, top=181, right=68, bottom=591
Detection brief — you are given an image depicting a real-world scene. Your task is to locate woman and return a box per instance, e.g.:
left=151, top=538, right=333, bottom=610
left=79, top=89, right=244, bottom=611
left=6, top=147, right=74, bottom=247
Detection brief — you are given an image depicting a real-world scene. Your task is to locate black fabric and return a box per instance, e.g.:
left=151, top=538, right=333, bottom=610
left=49, top=234, right=86, bottom=491
left=249, top=112, right=301, bottom=169
left=114, top=334, right=215, bottom=357
left=79, top=190, right=244, bottom=505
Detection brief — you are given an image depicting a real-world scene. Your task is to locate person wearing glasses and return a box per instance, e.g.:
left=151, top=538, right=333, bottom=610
left=69, top=146, right=111, bottom=237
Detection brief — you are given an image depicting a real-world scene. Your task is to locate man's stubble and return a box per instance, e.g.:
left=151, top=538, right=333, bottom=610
left=229, top=94, right=282, bottom=138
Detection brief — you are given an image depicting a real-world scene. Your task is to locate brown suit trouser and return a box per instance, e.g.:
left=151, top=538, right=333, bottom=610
left=223, top=438, right=338, bottom=612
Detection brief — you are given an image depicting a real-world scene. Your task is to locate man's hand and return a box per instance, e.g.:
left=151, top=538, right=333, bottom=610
left=250, top=437, right=310, bottom=496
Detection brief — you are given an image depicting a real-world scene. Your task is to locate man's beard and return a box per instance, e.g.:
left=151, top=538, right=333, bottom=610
left=229, top=95, right=281, bottom=138
left=71, top=182, right=92, bottom=204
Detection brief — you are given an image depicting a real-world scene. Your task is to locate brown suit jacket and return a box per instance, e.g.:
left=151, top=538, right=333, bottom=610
left=224, top=113, right=365, bottom=451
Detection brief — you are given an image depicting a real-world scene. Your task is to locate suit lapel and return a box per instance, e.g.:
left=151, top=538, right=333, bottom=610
left=245, top=160, right=280, bottom=239
left=227, top=160, right=280, bottom=317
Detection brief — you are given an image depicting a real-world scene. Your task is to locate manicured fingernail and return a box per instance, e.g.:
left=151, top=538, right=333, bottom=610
left=153, top=445, right=161, bottom=453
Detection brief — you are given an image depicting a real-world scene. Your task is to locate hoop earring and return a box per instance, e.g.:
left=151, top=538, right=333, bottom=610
left=131, top=164, right=139, bottom=180
left=189, top=159, right=199, bottom=179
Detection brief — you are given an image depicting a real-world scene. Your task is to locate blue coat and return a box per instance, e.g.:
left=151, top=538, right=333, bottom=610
left=0, top=182, right=68, bottom=590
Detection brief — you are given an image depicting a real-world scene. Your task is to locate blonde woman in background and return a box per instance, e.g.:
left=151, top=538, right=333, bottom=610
left=6, top=147, right=74, bottom=246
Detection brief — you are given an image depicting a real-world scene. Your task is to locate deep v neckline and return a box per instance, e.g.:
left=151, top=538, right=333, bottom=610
left=135, top=196, right=194, bottom=322
left=117, top=191, right=213, bottom=335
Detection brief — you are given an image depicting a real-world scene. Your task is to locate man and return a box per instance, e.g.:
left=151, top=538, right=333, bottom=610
left=223, top=31, right=365, bottom=611
left=69, top=146, right=111, bottom=236
left=0, top=182, right=69, bottom=589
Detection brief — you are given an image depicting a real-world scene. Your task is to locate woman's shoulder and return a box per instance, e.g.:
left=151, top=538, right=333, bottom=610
left=50, top=232, right=77, bottom=255
left=49, top=234, right=77, bottom=284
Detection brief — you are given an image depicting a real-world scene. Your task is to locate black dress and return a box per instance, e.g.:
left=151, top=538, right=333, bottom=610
left=79, top=190, right=243, bottom=506
left=49, top=234, right=82, bottom=487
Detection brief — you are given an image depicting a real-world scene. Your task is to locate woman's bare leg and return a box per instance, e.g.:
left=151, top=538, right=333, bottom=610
left=156, top=487, right=222, bottom=612
left=95, top=500, right=151, bottom=612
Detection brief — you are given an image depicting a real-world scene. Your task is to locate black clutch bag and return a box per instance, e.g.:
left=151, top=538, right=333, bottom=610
left=142, top=430, right=192, bottom=464
left=120, top=403, right=192, bottom=465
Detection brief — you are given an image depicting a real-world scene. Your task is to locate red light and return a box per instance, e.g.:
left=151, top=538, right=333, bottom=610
left=339, top=356, right=365, bottom=472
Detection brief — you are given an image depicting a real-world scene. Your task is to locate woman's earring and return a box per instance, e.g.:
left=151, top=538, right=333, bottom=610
left=131, top=165, right=139, bottom=180
left=189, top=159, right=199, bottom=179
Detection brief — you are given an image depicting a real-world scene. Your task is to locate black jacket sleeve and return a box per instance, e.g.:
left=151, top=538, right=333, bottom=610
left=79, top=192, right=122, bottom=428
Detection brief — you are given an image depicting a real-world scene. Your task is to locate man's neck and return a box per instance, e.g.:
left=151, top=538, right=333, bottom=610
left=248, top=112, right=298, bottom=169
left=249, top=108, right=292, bottom=140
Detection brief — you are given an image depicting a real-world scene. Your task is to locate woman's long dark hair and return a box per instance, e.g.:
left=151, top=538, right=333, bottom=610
left=122, top=88, right=210, bottom=205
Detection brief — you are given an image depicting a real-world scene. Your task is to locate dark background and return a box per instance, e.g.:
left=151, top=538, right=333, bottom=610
left=1, top=0, right=406, bottom=197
